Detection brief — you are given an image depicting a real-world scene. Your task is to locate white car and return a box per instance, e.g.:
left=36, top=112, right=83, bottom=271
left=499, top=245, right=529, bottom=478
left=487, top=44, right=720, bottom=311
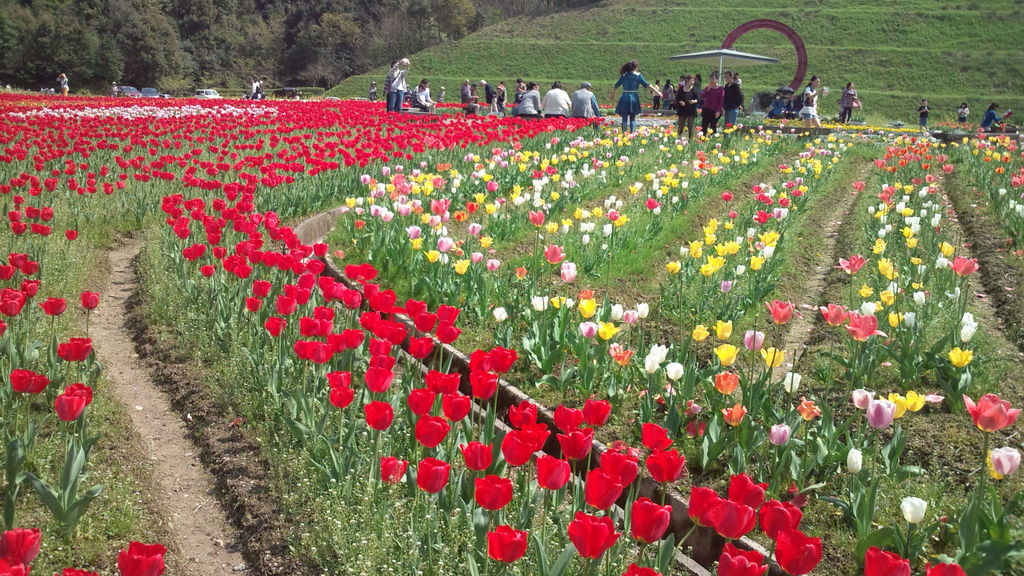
left=193, top=89, right=221, bottom=99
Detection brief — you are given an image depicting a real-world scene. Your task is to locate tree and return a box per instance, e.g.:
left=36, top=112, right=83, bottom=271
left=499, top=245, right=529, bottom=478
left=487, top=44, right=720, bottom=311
left=432, top=0, right=476, bottom=40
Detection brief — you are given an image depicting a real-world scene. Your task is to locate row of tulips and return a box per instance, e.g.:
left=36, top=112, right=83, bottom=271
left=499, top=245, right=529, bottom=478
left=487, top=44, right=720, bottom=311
left=0, top=526, right=166, bottom=575
left=949, top=135, right=1023, bottom=245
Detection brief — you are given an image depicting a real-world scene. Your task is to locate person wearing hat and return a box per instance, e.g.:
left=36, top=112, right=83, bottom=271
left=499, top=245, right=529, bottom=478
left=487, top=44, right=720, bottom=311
left=369, top=80, right=378, bottom=102
left=571, top=82, right=600, bottom=119
left=494, top=82, right=507, bottom=117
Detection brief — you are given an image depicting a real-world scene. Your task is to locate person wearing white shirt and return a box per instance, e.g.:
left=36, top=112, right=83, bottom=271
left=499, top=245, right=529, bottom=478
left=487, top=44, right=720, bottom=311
left=542, top=81, right=572, bottom=118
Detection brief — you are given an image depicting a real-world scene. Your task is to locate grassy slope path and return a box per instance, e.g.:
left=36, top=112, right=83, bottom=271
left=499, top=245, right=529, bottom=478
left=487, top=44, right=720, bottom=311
left=91, top=239, right=245, bottom=575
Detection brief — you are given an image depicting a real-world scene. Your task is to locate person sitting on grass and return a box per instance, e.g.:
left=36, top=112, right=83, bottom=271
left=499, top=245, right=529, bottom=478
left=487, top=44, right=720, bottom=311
left=516, top=82, right=543, bottom=119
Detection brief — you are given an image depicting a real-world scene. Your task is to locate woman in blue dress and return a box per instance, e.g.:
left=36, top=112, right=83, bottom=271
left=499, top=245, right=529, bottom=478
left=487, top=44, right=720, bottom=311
left=611, top=60, right=660, bottom=133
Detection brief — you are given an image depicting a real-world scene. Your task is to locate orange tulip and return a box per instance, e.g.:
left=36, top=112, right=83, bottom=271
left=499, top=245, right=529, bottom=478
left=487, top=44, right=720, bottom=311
left=722, top=403, right=747, bottom=427
left=714, top=372, right=740, bottom=395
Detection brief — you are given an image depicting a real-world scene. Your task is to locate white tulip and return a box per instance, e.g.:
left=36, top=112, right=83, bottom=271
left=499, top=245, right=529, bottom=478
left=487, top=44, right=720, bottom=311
left=610, top=304, right=624, bottom=321
left=492, top=307, right=508, bottom=322
left=665, top=362, right=684, bottom=381
left=530, top=296, right=548, bottom=311
left=636, top=303, right=650, bottom=319
left=847, top=448, right=863, bottom=473
left=782, top=372, right=802, bottom=394
left=901, top=497, right=928, bottom=524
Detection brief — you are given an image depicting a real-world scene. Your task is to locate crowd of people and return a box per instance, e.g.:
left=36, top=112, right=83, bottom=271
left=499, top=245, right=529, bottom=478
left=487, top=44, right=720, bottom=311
left=374, top=58, right=1015, bottom=137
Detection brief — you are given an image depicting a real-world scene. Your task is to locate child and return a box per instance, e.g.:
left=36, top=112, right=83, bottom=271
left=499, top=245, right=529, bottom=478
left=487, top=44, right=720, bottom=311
left=957, top=102, right=969, bottom=123
left=918, top=99, right=930, bottom=130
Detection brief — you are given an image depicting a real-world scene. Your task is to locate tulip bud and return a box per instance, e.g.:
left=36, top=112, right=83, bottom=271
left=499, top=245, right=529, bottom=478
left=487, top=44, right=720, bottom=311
left=636, top=303, right=650, bottom=319
left=991, top=447, right=1021, bottom=478
left=579, top=322, right=598, bottom=339
left=665, top=362, right=684, bottom=381
left=851, top=389, right=875, bottom=410
left=900, top=497, right=927, bottom=524
left=782, top=372, right=801, bottom=394
left=847, top=448, right=863, bottom=473
left=493, top=307, right=508, bottom=322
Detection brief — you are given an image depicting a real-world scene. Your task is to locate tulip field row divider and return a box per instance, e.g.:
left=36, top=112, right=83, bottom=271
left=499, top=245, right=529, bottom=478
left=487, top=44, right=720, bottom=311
left=295, top=208, right=775, bottom=576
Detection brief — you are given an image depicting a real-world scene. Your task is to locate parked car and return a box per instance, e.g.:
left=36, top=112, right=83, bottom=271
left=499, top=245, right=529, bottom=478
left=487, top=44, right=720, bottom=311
left=117, top=86, right=142, bottom=98
left=273, top=87, right=300, bottom=99
left=194, top=89, right=221, bottom=99
left=140, top=87, right=169, bottom=98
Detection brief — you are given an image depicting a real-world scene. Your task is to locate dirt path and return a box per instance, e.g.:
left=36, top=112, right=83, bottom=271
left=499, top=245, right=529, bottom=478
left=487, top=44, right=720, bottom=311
left=91, top=238, right=245, bottom=575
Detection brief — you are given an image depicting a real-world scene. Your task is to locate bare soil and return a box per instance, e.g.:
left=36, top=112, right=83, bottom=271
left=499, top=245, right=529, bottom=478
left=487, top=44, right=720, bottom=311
left=91, top=239, right=246, bottom=574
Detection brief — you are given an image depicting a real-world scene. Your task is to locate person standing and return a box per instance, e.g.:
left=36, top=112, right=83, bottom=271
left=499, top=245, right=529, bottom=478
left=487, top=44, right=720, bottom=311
left=542, top=81, right=572, bottom=118
left=611, top=60, right=659, bottom=133
left=838, top=82, right=858, bottom=123
left=369, top=81, right=378, bottom=102
left=674, top=74, right=699, bottom=140
left=956, top=102, right=970, bottom=123
left=981, top=103, right=1000, bottom=130
left=699, top=72, right=725, bottom=136
left=662, top=80, right=674, bottom=111
left=57, top=73, right=69, bottom=96
left=918, top=99, right=930, bottom=130
left=387, top=59, right=410, bottom=113
left=722, top=70, right=743, bottom=127
left=494, top=82, right=507, bottom=117
left=800, top=76, right=823, bottom=128
left=570, top=82, right=600, bottom=119
left=384, top=61, right=397, bottom=111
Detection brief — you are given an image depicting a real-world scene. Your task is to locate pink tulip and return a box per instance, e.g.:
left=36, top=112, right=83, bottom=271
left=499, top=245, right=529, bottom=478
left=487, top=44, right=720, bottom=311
left=579, top=322, right=598, bottom=339
left=991, top=448, right=1021, bottom=477
left=720, top=280, right=733, bottom=293
left=561, top=262, right=577, bottom=283
left=852, top=389, right=875, bottom=410
left=836, top=255, right=866, bottom=275
left=486, top=259, right=501, bottom=272
left=437, top=237, right=455, bottom=253
left=769, top=424, right=791, bottom=446
left=951, top=257, right=979, bottom=277
left=866, top=398, right=896, bottom=429
left=544, top=244, right=566, bottom=264
left=622, top=310, right=639, bottom=325
left=767, top=300, right=795, bottom=324
left=819, top=303, right=849, bottom=327
left=467, top=223, right=483, bottom=236
left=846, top=312, right=887, bottom=342
left=743, top=330, right=765, bottom=351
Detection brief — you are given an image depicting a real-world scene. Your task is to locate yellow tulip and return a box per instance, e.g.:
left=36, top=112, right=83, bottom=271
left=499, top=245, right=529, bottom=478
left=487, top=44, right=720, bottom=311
left=880, top=290, right=895, bottom=306
left=485, top=204, right=497, bottom=215
left=888, top=393, right=909, bottom=419
left=473, top=193, right=486, bottom=204
left=878, top=258, right=897, bottom=280
left=949, top=347, right=973, bottom=368
left=614, top=215, right=630, bottom=227
left=714, top=320, right=733, bottom=340
left=887, top=312, right=903, bottom=328
left=872, top=239, right=886, bottom=254
left=479, top=236, right=493, bottom=249
left=758, top=230, right=781, bottom=247
left=750, top=256, right=766, bottom=271
left=692, top=324, right=710, bottom=342
left=906, top=237, right=918, bottom=249
left=550, top=296, right=565, bottom=309
left=598, top=322, right=620, bottom=340
left=904, top=391, right=925, bottom=412
left=424, top=250, right=441, bottom=263
left=761, top=347, right=785, bottom=368
left=858, top=284, right=874, bottom=298
left=689, top=241, right=704, bottom=259
left=939, top=242, right=956, bottom=258
left=715, top=344, right=738, bottom=366
left=666, top=261, right=682, bottom=274
left=410, top=238, right=424, bottom=250
left=550, top=191, right=560, bottom=201
left=716, top=241, right=740, bottom=256
left=453, top=260, right=470, bottom=275
left=578, top=298, right=597, bottom=319
left=545, top=222, right=559, bottom=234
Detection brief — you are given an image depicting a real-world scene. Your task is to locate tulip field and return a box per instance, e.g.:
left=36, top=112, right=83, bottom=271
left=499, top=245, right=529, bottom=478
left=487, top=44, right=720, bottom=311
left=0, top=92, right=1022, bottom=576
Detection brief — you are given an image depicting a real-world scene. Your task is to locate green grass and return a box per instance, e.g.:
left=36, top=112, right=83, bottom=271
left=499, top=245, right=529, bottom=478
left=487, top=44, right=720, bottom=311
left=329, top=0, right=1024, bottom=125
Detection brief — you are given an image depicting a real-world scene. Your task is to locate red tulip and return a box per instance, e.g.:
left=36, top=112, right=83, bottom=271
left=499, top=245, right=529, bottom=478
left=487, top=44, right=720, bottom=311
left=557, top=427, right=593, bottom=460
left=583, top=398, right=612, bottom=426
left=469, top=369, right=498, bottom=400
left=688, top=486, right=721, bottom=526
left=599, top=449, right=639, bottom=486
left=459, top=441, right=493, bottom=471
left=0, top=559, right=28, bottom=576
left=641, top=422, right=672, bottom=450
left=501, top=429, right=537, bottom=466
left=629, top=497, right=671, bottom=543
left=584, top=467, right=624, bottom=510
left=57, top=337, right=92, bottom=362
left=413, top=312, right=437, bottom=333
left=9, top=369, right=49, bottom=394
left=364, top=401, right=394, bottom=431
left=544, top=244, right=565, bottom=264
left=435, top=321, right=461, bottom=344
left=414, top=415, right=451, bottom=448
left=646, top=449, right=685, bottom=483
left=759, top=499, right=802, bottom=539
left=436, top=304, right=460, bottom=324
left=425, top=370, right=460, bottom=394
left=475, top=475, right=514, bottom=510
left=264, top=316, right=286, bottom=337
left=554, top=405, right=584, bottom=431
left=717, top=542, right=765, bottom=576
left=727, top=474, right=767, bottom=509
left=925, top=563, right=967, bottom=576
left=846, top=312, right=887, bottom=342
left=407, top=336, right=434, bottom=359
left=487, top=525, right=529, bottom=563
left=774, top=528, right=821, bottom=575
left=621, top=565, right=661, bottom=576
left=117, top=541, right=167, bottom=576
left=508, top=400, right=538, bottom=429
left=39, top=297, right=67, bottom=315
left=79, top=291, right=99, bottom=309
left=380, top=457, right=407, bottom=483
left=863, top=546, right=910, bottom=576
left=536, top=455, right=570, bottom=490
left=963, top=393, right=1021, bottom=432
left=416, top=457, right=450, bottom=493
left=441, top=393, right=471, bottom=421
left=54, top=383, right=93, bottom=421
left=60, top=569, right=100, bottom=576
left=0, top=527, right=41, bottom=565
left=568, top=511, right=620, bottom=559
left=364, top=366, right=395, bottom=393
left=710, top=499, right=756, bottom=539
left=766, top=299, right=794, bottom=324
left=407, top=388, right=436, bottom=416
left=819, top=303, right=848, bottom=326
left=837, top=255, right=866, bottom=275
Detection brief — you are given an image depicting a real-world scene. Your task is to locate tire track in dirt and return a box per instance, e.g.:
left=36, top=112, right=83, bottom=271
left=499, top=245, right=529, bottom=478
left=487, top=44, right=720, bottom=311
left=91, top=238, right=246, bottom=575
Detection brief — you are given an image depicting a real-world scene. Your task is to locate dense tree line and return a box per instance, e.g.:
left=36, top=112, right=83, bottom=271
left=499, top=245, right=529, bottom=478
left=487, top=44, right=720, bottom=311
left=0, top=0, right=597, bottom=93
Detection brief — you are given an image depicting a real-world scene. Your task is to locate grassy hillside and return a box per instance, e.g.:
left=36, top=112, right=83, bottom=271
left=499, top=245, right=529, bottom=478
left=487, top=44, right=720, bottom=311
left=330, top=0, right=1024, bottom=125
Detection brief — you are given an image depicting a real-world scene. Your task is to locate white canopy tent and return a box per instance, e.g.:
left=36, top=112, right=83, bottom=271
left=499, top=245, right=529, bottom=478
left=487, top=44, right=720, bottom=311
left=668, top=48, right=780, bottom=78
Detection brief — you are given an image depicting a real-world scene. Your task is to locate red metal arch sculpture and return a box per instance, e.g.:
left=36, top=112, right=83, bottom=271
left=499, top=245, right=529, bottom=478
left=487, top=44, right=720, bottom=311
left=721, top=20, right=807, bottom=91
